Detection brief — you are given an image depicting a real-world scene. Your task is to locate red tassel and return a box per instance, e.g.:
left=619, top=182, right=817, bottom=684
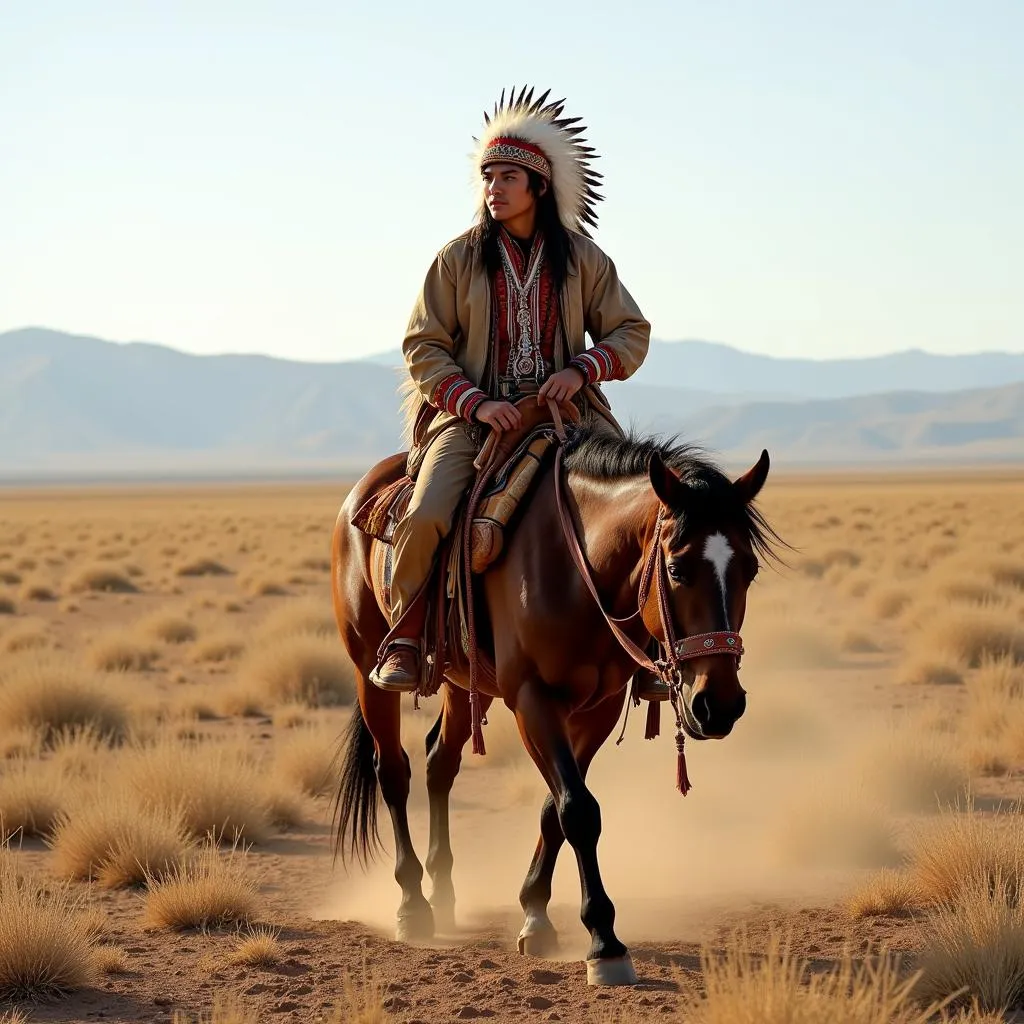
left=644, top=699, right=660, bottom=740
left=470, top=691, right=486, bottom=756
left=675, top=730, right=691, bottom=796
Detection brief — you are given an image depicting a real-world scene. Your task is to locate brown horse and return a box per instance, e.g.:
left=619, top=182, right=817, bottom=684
left=331, top=426, right=779, bottom=985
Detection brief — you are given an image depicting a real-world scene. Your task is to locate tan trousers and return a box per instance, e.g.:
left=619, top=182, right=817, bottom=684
left=390, top=422, right=479, bottom=625
left=389, top=413, right=620, bottom=629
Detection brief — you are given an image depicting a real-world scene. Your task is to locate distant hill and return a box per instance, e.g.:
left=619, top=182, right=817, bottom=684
left=366, top=339, right=1024, bottom=399
left=1, top=327, right=1022, bottom=478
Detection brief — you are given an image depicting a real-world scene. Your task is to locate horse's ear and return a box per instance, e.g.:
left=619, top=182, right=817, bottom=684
left=734, top=449, right=770, bottom=504
left=649, top=452, right=685, bottom=509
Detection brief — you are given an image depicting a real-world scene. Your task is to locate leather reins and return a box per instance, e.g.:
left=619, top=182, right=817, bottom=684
left=552, top=444, right=744, bottom=685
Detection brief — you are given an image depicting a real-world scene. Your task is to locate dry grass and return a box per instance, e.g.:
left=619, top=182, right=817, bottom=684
left=143, top=843, right=261, bottom=930
left=93, top=944, right=131, bottom=974
left=49, top=791, right=191, bottom=887
left=20, top=581, right=58, bottom=602
left=840, top=627, right=883, bottom=653
left=262, top=783, right=306, bottom=830
left=908, top=804, right=1024, bottom=906
left=913, top=606, right=1024, bottom=668
left=0, top=653, right=131, bottom=744
left=272, top=702, right=309, bottom=728
left=1, top=620, right=51, bottom=653
left=65, top=562, right=138, bottom=593
left=846, top=870, right=923, bottom=919
left=0, top=759, right=67, bottom=840
left=990, top=561, right=1024, bottom=591
left=191, top=631, right=246, bottom=663
left=678, top=928, right=948, bottom=1024
left=0, top=849, right=96, bottom=998
left=274, top=723, right=340, bottom=797
left=896, top=651, right=965, bottom=687
left=325, top=967, right=391, bottom=1024
left=172, top=994, right=260, bottom=1023
left=258, top=597, right=336, bottom=639
left=237, top=633, right=355, bottom=707
left=175, top=557, right=231, bottom=577
left=916, top=874, right=1024, bottom=1012
left=124, top=739, right=274, bottom=843
left=226, top=925, right=282, bottom=967
left=872, top=586, right=913, bottom=620
left=215, top=683, right=267, bottom=718
left=141, top=611, right=198, bottom=644
left=0, top=596, right=15, bottom=615
left=87, top=629, right=160, bottom=671
left=241, top=573, right=289, bottom=597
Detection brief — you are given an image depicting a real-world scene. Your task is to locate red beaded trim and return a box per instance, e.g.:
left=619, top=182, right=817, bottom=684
left=481, top=138, right=552, bottom=179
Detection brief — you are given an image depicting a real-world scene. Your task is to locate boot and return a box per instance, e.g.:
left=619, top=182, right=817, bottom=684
left=370, top=639, right=421, bottom=693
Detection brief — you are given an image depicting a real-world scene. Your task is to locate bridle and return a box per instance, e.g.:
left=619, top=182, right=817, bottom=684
left=553, top=445, right=744, bottom=683
left=552, top=439, right=744, bottom=793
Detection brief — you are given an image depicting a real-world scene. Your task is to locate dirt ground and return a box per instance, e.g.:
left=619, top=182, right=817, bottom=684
left=1, top=468, right=1023, bottom=1023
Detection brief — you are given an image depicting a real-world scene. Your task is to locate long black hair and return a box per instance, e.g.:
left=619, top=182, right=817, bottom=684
left=469, top=169, right=573, bottom=294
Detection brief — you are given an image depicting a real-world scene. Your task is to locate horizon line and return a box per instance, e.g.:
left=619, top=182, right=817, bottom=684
left=2, top=324, right=1024, bottom=366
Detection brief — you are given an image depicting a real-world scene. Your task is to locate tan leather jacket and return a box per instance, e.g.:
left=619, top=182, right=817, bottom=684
left=401, top=228, right=650, bottom=467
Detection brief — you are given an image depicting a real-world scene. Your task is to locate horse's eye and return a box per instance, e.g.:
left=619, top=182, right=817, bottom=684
left=667, top=561, right=691, bottom=586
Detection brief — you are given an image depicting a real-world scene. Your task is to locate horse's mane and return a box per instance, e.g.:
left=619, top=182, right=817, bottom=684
left=563, top=426, right=784, bottom=562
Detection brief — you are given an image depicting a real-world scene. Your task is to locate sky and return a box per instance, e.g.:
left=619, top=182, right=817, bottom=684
left=1, top=0, right=1022, bottom=364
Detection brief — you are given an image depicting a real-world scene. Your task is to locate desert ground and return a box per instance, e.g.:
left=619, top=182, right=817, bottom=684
left=2, top=466, right=1024, bottom=1023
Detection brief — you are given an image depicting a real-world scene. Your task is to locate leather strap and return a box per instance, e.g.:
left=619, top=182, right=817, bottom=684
left=553, top=446, right=662, bottom=673
left=553, top=445, right=743, bottom=679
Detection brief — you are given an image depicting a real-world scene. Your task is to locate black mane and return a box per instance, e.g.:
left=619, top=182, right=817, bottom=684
left=563, top=426, right=784, bottom=562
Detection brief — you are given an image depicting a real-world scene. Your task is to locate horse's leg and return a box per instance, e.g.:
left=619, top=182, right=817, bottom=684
left=423, top=685, right=491, bottom=934
left=515, top=683, right=635, bottom=985
left=517, top=694, right=624, bottom=958
left=359, top=671, right=434, bottom=941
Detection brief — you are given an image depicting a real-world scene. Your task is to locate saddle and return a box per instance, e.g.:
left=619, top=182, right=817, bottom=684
left=352, top=398, right=580, bottom=575
left=352, top=399, right=579, bottom=719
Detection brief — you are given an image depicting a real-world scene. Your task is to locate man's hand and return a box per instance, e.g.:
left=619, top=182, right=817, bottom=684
left=538, top=367, right=585, bottom=405
left=474, top=400, right=522, bottom=431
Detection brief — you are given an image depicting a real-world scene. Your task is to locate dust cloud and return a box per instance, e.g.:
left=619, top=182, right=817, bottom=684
left=318, top=577, right=918, bottom=951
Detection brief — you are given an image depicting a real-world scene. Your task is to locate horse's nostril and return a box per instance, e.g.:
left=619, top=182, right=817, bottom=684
left=692, top=690, right=712, bottom=726
left=735, top=690, right=747, bottom=719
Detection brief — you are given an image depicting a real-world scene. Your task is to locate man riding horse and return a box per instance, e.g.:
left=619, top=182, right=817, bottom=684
left=372, top=87, right=665, bottom=701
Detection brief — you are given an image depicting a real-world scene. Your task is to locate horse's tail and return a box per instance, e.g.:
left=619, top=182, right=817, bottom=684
left=333, top=703, right=382, bottom=867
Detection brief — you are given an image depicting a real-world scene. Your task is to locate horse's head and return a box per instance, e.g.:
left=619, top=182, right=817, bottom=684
left=647, top=448, right=772, bottom=740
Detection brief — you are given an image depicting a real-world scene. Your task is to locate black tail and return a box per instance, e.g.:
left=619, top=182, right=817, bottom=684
left=332, top=703, right=381, bottom=867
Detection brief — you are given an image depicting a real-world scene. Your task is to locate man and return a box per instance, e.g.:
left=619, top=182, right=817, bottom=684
left=371, top=87, right=654, bottom=694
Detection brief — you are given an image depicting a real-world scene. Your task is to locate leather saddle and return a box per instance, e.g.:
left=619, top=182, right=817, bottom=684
left=352, top=397, right=580, bottom=577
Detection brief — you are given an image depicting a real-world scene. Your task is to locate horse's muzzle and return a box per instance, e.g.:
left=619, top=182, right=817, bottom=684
left=681, top=679, right=746, bottom=740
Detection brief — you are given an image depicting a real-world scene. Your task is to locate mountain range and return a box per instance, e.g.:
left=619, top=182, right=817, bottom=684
left=1, top=327, right=1022, bottom=479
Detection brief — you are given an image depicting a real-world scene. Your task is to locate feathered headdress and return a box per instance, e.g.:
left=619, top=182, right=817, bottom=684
left=473, top=86, right=604, bottom=236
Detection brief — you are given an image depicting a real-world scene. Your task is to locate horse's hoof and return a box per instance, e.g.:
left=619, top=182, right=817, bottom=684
left=430, top=902, right=456, bottom=935
left=517, top=925, right=559, bottom=957
left=396, top=910, right=434, bottom=942
left=586, top=954, right=637, bottom=987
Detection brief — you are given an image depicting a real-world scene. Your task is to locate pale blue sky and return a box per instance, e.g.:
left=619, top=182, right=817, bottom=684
left=2, top=0, right=1021, bottom=362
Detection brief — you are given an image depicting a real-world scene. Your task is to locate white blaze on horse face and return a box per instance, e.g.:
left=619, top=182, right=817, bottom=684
left=703, top=532, right=734, bottom=629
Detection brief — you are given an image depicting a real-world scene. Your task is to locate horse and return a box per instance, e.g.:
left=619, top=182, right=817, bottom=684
left=330, top=424, right=780, bottom=985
